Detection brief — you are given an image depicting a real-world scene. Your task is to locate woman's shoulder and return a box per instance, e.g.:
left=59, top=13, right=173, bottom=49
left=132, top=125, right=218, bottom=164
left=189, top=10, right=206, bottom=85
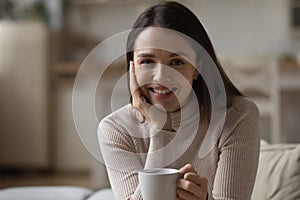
left=98, top=104, right=135, bottom=143
left=218, top=96, right=260, bottom=148
left=228, top=96, right=259, bottom=119
left=99, top=103, right=148, bottom=132
left=99, top=104, right=133, bottom=128
left=222, top=96, right=260, bottom=135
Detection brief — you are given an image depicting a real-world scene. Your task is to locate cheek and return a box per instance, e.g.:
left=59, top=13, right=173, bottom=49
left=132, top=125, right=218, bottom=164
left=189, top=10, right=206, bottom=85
left=177, top=71, right=195, bottom=98
left=178, top=77, right=193, bottom=95
left=180, top=69, right=196, bottom=86
left=135, top=68, right=152, bottom=87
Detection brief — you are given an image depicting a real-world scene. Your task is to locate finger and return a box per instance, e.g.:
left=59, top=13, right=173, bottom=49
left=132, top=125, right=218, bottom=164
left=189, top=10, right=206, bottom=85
left=177, top=189, right=197, bottom=200
left=184, top=172, right=208, bottom=190
left=129, top=61, right=140, bottom=96
left=177, top=178, right=200, bottom=196
left=132, top=94, right=150, bottom=122
left=129, top=61, right=152, bottom=119
left=178, top=164, right=197, bottom=175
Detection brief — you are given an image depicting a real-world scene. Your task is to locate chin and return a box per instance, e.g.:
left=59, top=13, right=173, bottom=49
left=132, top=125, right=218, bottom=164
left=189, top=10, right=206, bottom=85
left=151, top=102, right=180, bottom=113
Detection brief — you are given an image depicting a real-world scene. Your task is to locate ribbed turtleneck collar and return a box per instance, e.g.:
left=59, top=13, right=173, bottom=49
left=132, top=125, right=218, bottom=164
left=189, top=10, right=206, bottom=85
left=169, top=94, right=200, bottom=131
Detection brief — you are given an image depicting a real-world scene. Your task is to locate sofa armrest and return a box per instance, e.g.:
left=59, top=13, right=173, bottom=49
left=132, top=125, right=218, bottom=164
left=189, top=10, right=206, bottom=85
left=87, top=188, right=115, bottom=200
left=0, top=186, right=93, bottom=200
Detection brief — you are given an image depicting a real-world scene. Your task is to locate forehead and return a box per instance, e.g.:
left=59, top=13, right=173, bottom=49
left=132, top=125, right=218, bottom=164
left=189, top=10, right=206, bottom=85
left=134, top=27, right=196, bottom=59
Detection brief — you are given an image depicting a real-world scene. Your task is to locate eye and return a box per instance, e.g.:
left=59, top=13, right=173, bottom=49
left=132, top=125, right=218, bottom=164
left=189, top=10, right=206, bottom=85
left=170, top=59, right=185, bottom=66
left=140, top=59, right=152, bottom=64
left=140, top=59, right=155, bottom=67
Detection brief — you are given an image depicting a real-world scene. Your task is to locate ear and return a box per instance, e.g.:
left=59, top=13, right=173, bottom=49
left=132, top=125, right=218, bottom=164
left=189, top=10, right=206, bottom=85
left=193, top=69, right=199, bottom=80
left=193, top=59, right=202, bottom=80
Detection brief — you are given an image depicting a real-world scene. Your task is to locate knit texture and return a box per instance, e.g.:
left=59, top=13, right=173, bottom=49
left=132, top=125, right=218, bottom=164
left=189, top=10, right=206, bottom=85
left=98, top=96, right=260, bottom=200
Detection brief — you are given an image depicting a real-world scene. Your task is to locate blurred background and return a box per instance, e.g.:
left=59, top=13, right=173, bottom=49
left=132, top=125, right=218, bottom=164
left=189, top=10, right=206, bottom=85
left=0, top=0, right=300, bottom=191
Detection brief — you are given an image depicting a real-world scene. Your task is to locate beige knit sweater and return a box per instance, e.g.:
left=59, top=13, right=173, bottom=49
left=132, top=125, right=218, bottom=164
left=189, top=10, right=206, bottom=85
left=98, top=96, right=260, bottom=200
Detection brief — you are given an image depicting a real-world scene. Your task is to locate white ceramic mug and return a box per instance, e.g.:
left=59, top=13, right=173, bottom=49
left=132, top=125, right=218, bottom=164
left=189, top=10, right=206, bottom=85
left=138, top=168, right=179, bottom=200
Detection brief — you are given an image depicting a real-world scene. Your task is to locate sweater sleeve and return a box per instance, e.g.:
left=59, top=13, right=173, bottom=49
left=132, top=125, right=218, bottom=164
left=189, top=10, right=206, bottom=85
left=98, top=118, right=143, bottom=200
left=212, top=100, right=260, bottom=200
left=98, top=116, right=177, bottom=200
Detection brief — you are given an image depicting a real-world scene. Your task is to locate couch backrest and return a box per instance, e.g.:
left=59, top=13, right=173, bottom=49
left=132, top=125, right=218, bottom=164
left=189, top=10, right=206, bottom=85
left=252, top=141, right=300, bottom=200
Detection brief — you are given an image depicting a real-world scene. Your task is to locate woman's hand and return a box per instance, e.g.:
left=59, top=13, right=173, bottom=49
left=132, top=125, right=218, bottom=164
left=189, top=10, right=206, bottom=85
left=130, top=61, right=173, bottom=131
left=177, top=164, right=208, bottom=200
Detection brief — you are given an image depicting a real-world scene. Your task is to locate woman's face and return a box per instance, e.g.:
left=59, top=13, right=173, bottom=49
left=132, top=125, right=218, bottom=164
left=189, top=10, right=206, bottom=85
left=133, top=27, right=199, bottom=112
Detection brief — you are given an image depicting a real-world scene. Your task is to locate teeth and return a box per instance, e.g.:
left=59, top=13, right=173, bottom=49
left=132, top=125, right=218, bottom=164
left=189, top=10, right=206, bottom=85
left=153, top=88, right=171, bottom=94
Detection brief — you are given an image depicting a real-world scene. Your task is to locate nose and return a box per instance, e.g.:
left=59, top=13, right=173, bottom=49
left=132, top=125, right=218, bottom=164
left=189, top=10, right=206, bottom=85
left=153, top=64, right=171, bottom=83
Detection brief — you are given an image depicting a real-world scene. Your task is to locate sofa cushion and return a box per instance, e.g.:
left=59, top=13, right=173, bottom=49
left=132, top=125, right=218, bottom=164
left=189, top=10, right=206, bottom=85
left=252, top=141, right=300, bottom=200
left=0, top=186, right=93, bottom=200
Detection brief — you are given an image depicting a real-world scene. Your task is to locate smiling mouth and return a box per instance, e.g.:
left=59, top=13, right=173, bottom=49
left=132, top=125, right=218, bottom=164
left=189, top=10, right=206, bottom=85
left=149, top=87, right=177, bottom=95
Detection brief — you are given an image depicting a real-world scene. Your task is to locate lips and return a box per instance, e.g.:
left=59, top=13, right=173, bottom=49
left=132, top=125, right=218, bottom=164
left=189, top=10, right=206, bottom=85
left=148, top=85, right=176, bottom=99
left=152, top=88, right=172, bottom=95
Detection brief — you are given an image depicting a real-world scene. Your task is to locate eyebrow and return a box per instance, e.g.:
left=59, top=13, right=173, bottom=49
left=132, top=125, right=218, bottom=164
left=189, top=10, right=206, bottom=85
left=170, top=52, right=189, bottom=58
left=137, top=53, right=156, bottom=58
left=137, top=52, right=189, bottom=58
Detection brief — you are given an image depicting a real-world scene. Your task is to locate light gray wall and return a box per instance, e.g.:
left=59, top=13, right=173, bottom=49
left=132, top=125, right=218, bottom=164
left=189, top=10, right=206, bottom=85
left=66, top=2, right=158, bottom=39
left=67, top=0, right=300, bottom=57
left=182, top=0, right=299, bottom=57
left=13, top=0, right=300, bottom=56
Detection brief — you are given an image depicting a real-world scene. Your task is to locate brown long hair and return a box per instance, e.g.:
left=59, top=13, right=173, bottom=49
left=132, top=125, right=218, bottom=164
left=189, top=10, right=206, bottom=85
left=126, top=1, right=242, bottom=122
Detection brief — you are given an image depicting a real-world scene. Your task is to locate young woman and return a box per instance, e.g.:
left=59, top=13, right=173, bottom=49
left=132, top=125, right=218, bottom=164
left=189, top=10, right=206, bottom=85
left=98, top=2, right=260, bottom=200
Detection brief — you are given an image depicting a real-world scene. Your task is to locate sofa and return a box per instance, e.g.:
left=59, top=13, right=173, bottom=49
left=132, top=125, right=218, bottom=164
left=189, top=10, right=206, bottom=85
left=252, top=140, right=300, bottom=200
left=0, top=140, right=299, bottom=200
left=0, top=187, right=114, bottom=200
